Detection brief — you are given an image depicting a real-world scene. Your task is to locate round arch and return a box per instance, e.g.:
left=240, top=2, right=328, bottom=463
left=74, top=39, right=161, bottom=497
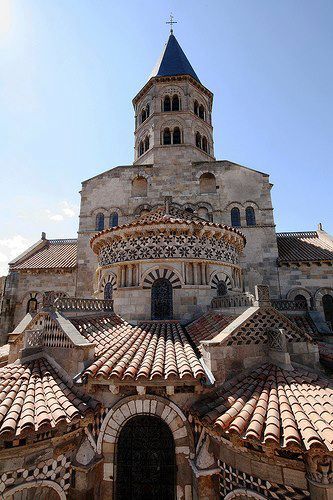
left=314, top=287, right=333, bottom=311
left=210, top=271, right=233, bottom=293
left=141, top=266, right=183, bottom=289
left=286, top=288, right=312, bottom=307
left=3, top=480, right=66, bottom=500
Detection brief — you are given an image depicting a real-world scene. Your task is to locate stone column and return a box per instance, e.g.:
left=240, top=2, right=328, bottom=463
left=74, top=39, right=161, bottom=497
left=200, top=263, right=206, bottom=285
left=128, top=265, right=133, bottom=287
left=120, top=266, right=126, bottom=288
left=193, top=263, right=199, bottom=285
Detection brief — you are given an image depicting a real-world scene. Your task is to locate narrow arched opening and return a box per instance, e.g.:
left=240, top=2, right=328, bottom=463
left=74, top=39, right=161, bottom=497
left=144, top=136, right=150, bottom=152
left=172, top=95, right=180, bottom=111
left=163, top=128, right=171, bottom=145
left=202, top=136, right=208, bottom=153
left=194, top=100, right=199, bottom=115
left=231, top=207, right=241, bottom=227
left=245, top=206, right=256, bottom=226
left=195, top=132, right=201, bottom=149
left=115, top=415, right=176, bottom=500
left=322, top=294, right=333, bottom=328
left=104, top=282, right=113, bottom=300
left=151, top=278, right=173, bottom=320
left=26, top=297, right=38, bottom=314
left=110, top=212, right=118, bottom=228
left=96, top=212, right=105, bottom=231
left=163, top=96, right=171, bottom=112
left=173, top=127, right=181, bottom=144
left=199, top=104, right=205, bottom=120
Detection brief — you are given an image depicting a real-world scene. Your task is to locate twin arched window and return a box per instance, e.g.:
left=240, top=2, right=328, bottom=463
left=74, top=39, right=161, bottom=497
left=230, top=206, right=256, bottom=227
left=138, top=136, right=150, bottom=157
left=195, top=132, right=209, bottom=153
left=96, top=212, right=118, bottom=231
left=163, top=95, right=180, bottom=112
left=141, top=103, right=150, bottom=124
left=194, top=100, right=206, bottom=120
left=162, top=127, right=182, bottom=145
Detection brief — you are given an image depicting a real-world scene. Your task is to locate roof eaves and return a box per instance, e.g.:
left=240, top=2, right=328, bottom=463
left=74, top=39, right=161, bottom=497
left=9, top=239, right=46, bottom=266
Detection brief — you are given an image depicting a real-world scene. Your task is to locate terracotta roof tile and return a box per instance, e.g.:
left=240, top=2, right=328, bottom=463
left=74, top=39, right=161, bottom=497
left=192, top=363, right=333, bottom=451
left=84, top=320, right=206, bottom=382
left=186, top=312, right=235, bottom=347
left=283, top=315, right=319, bottom=337
left=0, top=357, right=99, bottom=439
left=10, top=239, right=77, bottom=270
left=277, top=231, right=333, bottom=263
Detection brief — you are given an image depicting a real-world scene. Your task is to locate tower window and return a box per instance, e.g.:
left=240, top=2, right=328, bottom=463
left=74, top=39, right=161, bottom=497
left=141, top=109, right=146, bottom=123
left=163, top=96, right=171, bottom=112
left=231, top=207, right=241, bottom=227
left=194, top=100, right=199, bottom=115
left=144, top=136, right=150, bottom=152
left=96, top=212, right=105, bottom=231
left=146, top=103, right=150, bottom=117
left=172, top=95, right=180, bottom=111
left=199, top=172, right=216, bottom=193
left=139, top=141, right=144, bottom=156
left=26, top=298, right=38, bottom=314
left=195, top=132, right=201, bottom=149
left=163, top=128, right=171, bottom=145
left=202, top=136, right=208, bottom=153
left=173, top=127, right=181, bottom=144
left=245, top=206, right=256, bottom=226
left=110, top=212, right=118, bottom=228
left=199, top=104, right=205, bottom=120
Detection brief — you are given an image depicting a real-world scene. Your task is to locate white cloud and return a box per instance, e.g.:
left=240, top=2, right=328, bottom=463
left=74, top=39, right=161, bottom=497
left=0, top=234, right=32, bottom=276
left=45, top=201, right=78, bottom=223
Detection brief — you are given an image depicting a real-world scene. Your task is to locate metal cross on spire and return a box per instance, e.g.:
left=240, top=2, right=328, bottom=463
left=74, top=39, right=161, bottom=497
left=166, top=14, right=177, bottom=34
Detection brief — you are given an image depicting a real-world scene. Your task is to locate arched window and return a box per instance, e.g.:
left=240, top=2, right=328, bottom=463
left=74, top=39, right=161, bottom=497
left=231, top=207, right=241, bottom=227
left=116, top=415, right=176, bottom=498
left=26, top=297, right=38, bottom=314
left=141, top=108, right=146, bottom=123
left=217, top=281, right=228, bottom=297
left=199, top=172, right=216, bottom=193
left=245, top=206, right=256, bottom=226
left=163, top=128, right=171, bottom=145
left=202, top=136, right=208, bottom=153
left=198, top=207, right=210, bottom=221
left=110, top=212, right=118, bottom=227
left=139, top=141, right=144, bottom=156
left=96, top=212, right=104, bottom=231
left=322, top=294, right=333, bottom=327
left=151, top=278, right=173, bottom=320
left=163, top=96, right=171, bottom=112
left=173, top=127, right=181, bottom=144
left=195, top=132, right=201, bottom=149
left=172, top=94, right=180, bottom=111
left=194, top=100, right=199, bottom=115
left=184, top=206, right=194, bottom=214
left=132, top=176, right=148, bottom=197
left=104, top=282, right=113, bottom=300
left=146, top=103, right=150, bottom=118
left=294, top=294, right=308, bottom=309
left=199, top=104, right=205, bottom=120
left=144, top=136, right=150, bottom=152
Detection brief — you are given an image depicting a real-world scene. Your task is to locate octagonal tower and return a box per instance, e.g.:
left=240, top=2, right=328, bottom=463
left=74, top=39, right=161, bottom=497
left=133, top=33, right=215, bottom=166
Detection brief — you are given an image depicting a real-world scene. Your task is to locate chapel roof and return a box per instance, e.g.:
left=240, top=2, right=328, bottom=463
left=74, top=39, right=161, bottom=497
left=191, top=362, right=333, bottom=452
left=0, top=357, right=99, bottom=440
left=277, top=230, right=333, bottom=264
left=149, top=33, right=200, bottom=83
left=10, top=238, right=77, bottom=271
left=82, top=320, right=206, bottom=383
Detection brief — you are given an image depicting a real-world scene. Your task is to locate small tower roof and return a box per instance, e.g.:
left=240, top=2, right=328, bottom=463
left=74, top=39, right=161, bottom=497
left=150, top=33, right=200, bottom=83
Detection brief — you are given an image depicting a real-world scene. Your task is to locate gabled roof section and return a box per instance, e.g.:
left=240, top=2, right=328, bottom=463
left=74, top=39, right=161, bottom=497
left=202, top=306, right=312, bottom=346
left=150, top=34, right=200, bottom=83
left=191, top=363, right=333, bottom=452
left=10, top=238, right=77, bottom=271
left=277, top=230, right=333, bottom=264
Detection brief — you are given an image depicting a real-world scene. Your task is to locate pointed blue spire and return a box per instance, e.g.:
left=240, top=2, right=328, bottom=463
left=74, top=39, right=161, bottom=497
left=150, top=34, right=200, bottom=83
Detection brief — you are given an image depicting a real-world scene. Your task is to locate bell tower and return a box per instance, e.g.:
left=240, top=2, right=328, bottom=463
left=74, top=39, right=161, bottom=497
left=132, top=30, right=215, bottom=166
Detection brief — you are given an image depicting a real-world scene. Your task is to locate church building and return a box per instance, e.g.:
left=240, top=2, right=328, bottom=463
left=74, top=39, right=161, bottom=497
left=0, top=28, right=332, bottom=500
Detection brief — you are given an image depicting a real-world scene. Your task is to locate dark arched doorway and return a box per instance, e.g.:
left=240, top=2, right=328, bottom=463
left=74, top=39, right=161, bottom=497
left=151, top=278, right=173, bottom=320
left=115, top=415, right=176, bottom=500
left=322, top=294, right=333, bottom=328
left=294, top=294, right=307, bottom=309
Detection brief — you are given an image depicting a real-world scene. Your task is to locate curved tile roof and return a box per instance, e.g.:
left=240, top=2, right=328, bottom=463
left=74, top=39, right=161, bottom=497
left=192, top=363, right=333, bottom=451
left=84, top=321, right=206, bottom=382
left=10, top=239, right=77, bottom=271
left=0, top=357, right=99, bottom=439
left=277, top=231, right=333, bottom=263
left=150, top=34, right=200, bottom=83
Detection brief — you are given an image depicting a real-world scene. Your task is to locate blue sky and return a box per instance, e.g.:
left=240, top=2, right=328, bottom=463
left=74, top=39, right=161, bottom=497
left=0, top=0, right=332, bottom=274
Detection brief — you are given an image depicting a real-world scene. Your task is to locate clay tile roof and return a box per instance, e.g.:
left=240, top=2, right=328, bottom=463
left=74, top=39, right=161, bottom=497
left=192, top=363, right=333, bottom=452
left=186, top=312, right=235, bottom=347
left=0, top=357, right=99, bottom=439
left=83, top=321, right=206, bottom=382
left=283, top=315, right=318, bottom=337
left=10, top=239, right=77, bottom=271
left=70, top=314, right=129, bottom=356
left=277, top=231, right=333, bottom=263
